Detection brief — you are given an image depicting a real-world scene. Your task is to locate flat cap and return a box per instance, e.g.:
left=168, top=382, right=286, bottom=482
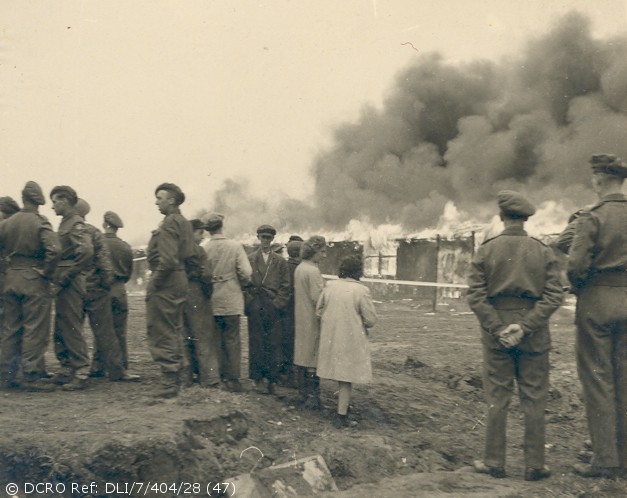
left=589, top=153, right=627, bottom=178
left=286, top=239, right=303, bottom=258
left=257, top=224, right=277, bottom=236
left=497, top=190, right=535, bottom=218
left=205, top=212, right=224, bottom=231
left=0, top=196, right=20, bottom=216
left=50, top=185, right=78, bottom=205
left=22, top=181, right=46, bottom=206
left=190, top=218, right=205, bottom=231
left=104, top=211, right=124, bottom=228
left=155, top=183, right=185, bottom=205
left=75, top=198, right=91, bottom=218
left=288, top=235, right=304, bottom=242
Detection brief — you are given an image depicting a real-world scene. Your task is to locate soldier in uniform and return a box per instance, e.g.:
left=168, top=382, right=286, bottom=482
left=75, top=199, right=138, bottom=382
left=181, top=219, right=217, bottom=387
left=245, top=224, right=291, bottom=394
left=102, top=211, right=134, bottom=370
left=0, top=183, right=59, bottom=392
left=50, top=186, right=94, bottom=391
left=467, top=190, right=563, bottom=481
left=568, top=154, right=627, bottom=479
left=146, top=183, right=194, bottom=398
left=203, top=213, right=252, bottom=393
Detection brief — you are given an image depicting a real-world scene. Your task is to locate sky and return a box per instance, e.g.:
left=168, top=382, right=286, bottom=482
left=1, top=1, right=626, bottom=246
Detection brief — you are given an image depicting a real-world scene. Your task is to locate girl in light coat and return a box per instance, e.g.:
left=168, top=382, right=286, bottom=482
left=316, top=255, right=377, bottom=428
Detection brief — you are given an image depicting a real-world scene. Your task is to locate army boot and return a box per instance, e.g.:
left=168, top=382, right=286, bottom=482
left=156, top=372, right=179, bottom=398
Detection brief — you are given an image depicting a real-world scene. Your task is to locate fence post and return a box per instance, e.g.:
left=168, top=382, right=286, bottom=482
left=432, top=235, right=440, bottom=312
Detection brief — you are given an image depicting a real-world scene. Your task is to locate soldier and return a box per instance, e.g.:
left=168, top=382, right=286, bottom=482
left=245, top=224, right=291, bottom=395
left=75, top=199, right=138, bottom=383
left=568, top=154, right=627, bottom=479
left=467, top=190, right=563, bottom=481
left=0, top=183, right=59, bottom=392
left=181, top=219, right=217, bottom=387
left=102, top=211, right=133, bottom=370
left=203, top=213, right=252, bottom=393
left=146, top=183, right=194, bottom=398
left=50, top=186, right=94, bottom=391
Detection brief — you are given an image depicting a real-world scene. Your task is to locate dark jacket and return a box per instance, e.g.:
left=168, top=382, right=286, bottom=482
left=246, top=249, right=291, bottom=311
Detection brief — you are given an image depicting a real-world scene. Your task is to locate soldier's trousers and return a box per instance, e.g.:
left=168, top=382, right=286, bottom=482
left=246, top=294, right=283, bottom=384
left=182, top=283, right=219, bottom=385
left=214, top=315, right=242, bottom=381
left=54, top=276, right=90, bottom=379
left=482, top=344, right=549, bottom=469
left=575, top=285, right=627, bottom=469
left=110, top=281, right=129, bottom=369
left=85, top=289, right=125, bottom=380
left=146, top=271, right=187, bottom=375
left=0, top=269, right=52, bottom=381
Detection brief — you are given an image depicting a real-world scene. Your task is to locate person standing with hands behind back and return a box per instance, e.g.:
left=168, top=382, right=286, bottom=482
left=467, top=190, right=563, bottom=481
left=316, top=255, right=377, bottom=428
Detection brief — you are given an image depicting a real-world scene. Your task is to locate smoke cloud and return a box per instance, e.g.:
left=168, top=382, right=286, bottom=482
left=203, top=12, right=627, bottom=239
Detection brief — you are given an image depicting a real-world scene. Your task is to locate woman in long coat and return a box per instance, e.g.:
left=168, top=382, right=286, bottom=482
left=294, top=235, right=326, bottom=409
left=316, top=255, right=377, bottom=428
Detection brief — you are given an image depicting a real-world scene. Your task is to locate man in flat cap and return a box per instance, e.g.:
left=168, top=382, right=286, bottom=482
left=75, top=200, right=138, bottom=383
left=49, top=185, right=94, bottom=390
left=467, top=190, right=563, bottom=481
left=568, top=154, right=627, bottom=479
left=203, top=213, right=252, bottom=392
left=0, top=182, right=60, bottom=392
left=281, top=235, right=304, bottom=388
left=146, top=183, right=195, bottom=398
left=181, top=219, right=217, bottom=387
left=245, top=224, right=291, bottom=394
left=102, top=210, right=134, bottom=372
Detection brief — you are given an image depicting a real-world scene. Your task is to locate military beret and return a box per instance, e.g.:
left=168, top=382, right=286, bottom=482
left=104, top=210, right=124, bottom=228
left=190, top=218, right=205, bottom=231
left=286, top=240, right=303, bottom=258
left=22, top=181, right=46, bottom=206
left=589, top=153, right=627, bottom=178
left=155, top=183, right=185, bottom=205
left=50, top=185, right=78, bottom=205
left=288, top=235, right=304, bottom=242
left=497, top=190, right=536, bottom=218
left=257, top=224, right=276, bottom=236
left=0, top=196, right=20, bottom=216
left=75, top=198, right=91, bottom=218
left=205, top=212, right=224, bottom=231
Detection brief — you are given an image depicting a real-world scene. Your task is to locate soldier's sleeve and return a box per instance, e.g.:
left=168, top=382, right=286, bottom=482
left=519, top=246, right=564, bottom=335
left=93, top=229, right=115, bottom=288
left=466, top=247, right=505, bottom=338
left=39, top=220, right=60, bottom=279
left=236, top=244, right=252, bottom=286
left=120, top=242, right=134, bottom=283
left=67, top=219, right=94, bottom=278
left=567, top=212, right=598, bottom=290
left=359, top=287, right=378, bottom=329
left=553, top=218, right=580, bottom=255
left=152, top=216, right=179, bottom=288
left=272, top=258, right=292, bottom=310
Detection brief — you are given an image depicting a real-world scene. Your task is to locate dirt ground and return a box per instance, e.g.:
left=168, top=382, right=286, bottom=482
left=0, top=294, right=625, bottom=497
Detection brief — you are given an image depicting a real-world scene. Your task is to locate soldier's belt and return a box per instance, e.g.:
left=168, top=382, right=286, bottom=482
left=7, top=255, right=44, bottom=268
left=489, top=296, right=538, bottom=310
left=586, top=271, right=627, bottom=287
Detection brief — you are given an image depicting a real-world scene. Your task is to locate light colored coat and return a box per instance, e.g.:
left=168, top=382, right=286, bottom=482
left=204, top=234, right=252, bottom=316
left=316, top=278, right=377, bottom=384
left=294, top=260, right=324, bottom=368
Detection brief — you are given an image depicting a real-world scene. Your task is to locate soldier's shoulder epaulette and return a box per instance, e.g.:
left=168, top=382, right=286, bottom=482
left=480, top=234, right=502, bottom=245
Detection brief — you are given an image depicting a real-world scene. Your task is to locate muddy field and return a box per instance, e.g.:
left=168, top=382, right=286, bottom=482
left=0, top=295, right=625, bottom=497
